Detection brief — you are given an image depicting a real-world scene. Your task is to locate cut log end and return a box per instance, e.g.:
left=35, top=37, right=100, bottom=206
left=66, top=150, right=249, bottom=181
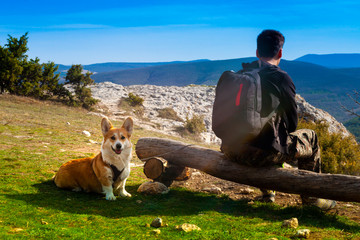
left=143, top=157, right=191, bottom=187
left=143, top=158, right=166, bottom=180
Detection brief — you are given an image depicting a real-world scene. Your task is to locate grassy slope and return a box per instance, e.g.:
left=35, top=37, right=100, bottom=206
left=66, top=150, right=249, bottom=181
left=0, top=95, right=359, bottom=239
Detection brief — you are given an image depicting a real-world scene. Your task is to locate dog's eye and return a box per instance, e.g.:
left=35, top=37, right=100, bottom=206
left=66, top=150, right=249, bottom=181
left=111, top=136, right=116, bottom=140
left=121, top=136, right=125, bottom=140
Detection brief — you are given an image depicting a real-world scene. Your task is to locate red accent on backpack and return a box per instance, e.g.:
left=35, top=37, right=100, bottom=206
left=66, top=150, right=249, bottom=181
left=235, top=83, right=243, bottom=106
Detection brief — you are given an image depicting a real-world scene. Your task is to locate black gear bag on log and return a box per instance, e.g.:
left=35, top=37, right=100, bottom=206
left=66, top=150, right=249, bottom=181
left=212, top=67, right=277, bottom=146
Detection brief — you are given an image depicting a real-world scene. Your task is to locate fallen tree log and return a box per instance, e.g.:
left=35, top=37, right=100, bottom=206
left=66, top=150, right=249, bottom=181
left=136, top=137, right=360, bottom=203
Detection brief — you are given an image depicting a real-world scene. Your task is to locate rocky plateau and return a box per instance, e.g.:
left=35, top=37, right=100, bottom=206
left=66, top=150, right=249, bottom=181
left=90, top=81, right=351, bottom=144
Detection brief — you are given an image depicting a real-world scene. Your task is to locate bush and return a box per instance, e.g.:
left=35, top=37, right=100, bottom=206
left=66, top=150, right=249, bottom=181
left=118, top=94, right=146, bottom=119
left=184, top=114, right=206, bottom=134
left=125, top=93, right=144, bottom=106
left=298, top=119, right=360, bottom=175
left=158, top=107, right=183, bottom=122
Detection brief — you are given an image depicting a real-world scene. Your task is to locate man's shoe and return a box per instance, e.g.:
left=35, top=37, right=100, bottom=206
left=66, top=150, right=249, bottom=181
left=313, top=198, right=337, bottom=211
left=302, top=197, right=336, bottom=211
left=260, top=190, right=276, bottom=203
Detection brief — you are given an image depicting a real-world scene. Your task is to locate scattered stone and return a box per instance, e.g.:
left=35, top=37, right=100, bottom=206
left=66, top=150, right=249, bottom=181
left=202, top=185, right=222, bottom=194
left=267, top=238, right=278, bottom=240
left=247, top=201, right=255, bottom=205
left=11, top=228, right=24, bottom=233
left=151, top=229, right=161, bottom=235
left=136, top=200, right=142, bottom=204
left=239, top=187, right=255, bottom=194
left=192, top=172, right=202, bottom=177
left=66, top=122, right=71, bottom=125
left=282, top=163, right=293, bottom=169
left=175, top=223, right=201, bottom=232
left=295, top=229, right=311, bottom=239
left=88, top=139, right=98, bottom=144
left=144, top=223, right=150, bottom=228
left=137, top=181, right=169, bottom=195
left=150, top=217, right=163, bottom=228
left=41, top=220, right=48, bottom=225
left=82, top=130, right=91, bottom=137
left=282, top=218, right=298, bottom=229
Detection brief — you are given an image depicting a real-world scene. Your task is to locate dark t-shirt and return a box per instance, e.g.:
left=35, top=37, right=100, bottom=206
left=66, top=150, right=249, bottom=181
left=241, top=60, right=298, bottom=154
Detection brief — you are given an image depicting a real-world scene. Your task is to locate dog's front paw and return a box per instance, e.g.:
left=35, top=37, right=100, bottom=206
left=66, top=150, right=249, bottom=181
left=119, top=190, right=132, bottom=198
left=105, top=192, right=117, bottom=200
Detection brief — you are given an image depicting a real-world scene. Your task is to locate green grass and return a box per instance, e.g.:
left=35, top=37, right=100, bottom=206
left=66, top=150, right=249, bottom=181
left=1, top=94, right=360, bottom=239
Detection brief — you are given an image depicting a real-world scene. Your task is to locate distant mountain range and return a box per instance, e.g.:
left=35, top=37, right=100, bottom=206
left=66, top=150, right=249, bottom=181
left=56, top=54, right=360, bottom=122
left=295, top=53, right=360, bottom=68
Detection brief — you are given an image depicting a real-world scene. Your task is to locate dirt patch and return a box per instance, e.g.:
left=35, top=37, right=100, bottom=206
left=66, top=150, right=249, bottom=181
left=171, top=169, right=360, bottom=224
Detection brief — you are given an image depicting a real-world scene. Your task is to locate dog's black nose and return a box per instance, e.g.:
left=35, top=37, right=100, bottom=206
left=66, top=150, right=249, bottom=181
left=116, top=143, right=122, bottom=150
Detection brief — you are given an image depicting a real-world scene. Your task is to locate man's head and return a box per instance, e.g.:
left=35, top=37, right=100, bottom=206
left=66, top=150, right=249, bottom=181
left=256, top=30, right=285, bottom=62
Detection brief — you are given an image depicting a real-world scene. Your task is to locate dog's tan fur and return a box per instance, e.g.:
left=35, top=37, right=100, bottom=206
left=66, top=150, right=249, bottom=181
left=54, top=117, right=133, bottom=200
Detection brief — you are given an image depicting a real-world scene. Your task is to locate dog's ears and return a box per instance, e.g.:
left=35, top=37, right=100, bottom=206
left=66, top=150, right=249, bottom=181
left=122, top=117, right=133, bottom=137
left=101, top=117, right=113, bottom=136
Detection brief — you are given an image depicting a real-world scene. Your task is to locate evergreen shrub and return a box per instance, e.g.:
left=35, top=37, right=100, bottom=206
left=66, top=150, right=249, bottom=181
left=298, top=119, right=360, bottom=175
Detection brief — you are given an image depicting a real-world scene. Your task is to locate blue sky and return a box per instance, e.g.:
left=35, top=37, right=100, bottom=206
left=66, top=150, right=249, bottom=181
left=1, top=0, right=359, bottom=65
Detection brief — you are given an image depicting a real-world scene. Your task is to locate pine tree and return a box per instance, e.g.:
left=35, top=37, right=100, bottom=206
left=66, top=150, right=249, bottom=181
left=65, top=64, right=98, bottom=109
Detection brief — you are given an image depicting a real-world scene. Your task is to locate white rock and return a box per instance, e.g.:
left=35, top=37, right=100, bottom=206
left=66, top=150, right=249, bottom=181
left=239, top=188, right=255, bottom=194
left=282, top=218, right=298, bottom=229
left=176, top=223, right=201, bottom=232
left=82, top=130, right=91, bottom=137
left=88, top=139, right=98, bottom=144
left=192, top=172, right=202, bottom=177
left=202, top=186, right=222, bottom=194
left=295, top=229, right=311, bottom=238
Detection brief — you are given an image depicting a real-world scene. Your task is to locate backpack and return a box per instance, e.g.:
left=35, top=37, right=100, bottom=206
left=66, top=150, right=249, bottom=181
left=212, top=67, right=278, bottom=146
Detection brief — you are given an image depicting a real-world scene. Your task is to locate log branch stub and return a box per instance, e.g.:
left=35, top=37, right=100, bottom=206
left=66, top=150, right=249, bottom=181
left=136, top=137, right=360, bottom=203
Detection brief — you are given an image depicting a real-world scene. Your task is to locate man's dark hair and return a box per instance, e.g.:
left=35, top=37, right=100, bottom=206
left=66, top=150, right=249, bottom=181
left=257, top=30, right=285, bottom=58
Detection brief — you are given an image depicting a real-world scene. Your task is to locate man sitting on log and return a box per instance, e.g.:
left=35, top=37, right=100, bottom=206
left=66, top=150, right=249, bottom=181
left=212, top=29, right=336, bottom=210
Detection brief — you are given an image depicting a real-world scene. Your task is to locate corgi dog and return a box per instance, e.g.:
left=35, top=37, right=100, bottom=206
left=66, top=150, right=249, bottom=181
left=54, top=117, right=133, bottom=200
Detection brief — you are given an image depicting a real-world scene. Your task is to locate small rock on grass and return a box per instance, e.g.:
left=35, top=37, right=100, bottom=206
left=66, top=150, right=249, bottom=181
left=150, top=217, right=163, bottom=228
left=41, top=220, right=48, bottom=225
left=175, top=223, right=201, bottom=232
left=282, top=218, right=298, bottom=229
left=151, top=229, right=161, bottom=235
left=137, top=181, right=169, bottom=195
left=295, top=229, right=311, bottom=238
left=82, top=130, right=91, bottom=137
